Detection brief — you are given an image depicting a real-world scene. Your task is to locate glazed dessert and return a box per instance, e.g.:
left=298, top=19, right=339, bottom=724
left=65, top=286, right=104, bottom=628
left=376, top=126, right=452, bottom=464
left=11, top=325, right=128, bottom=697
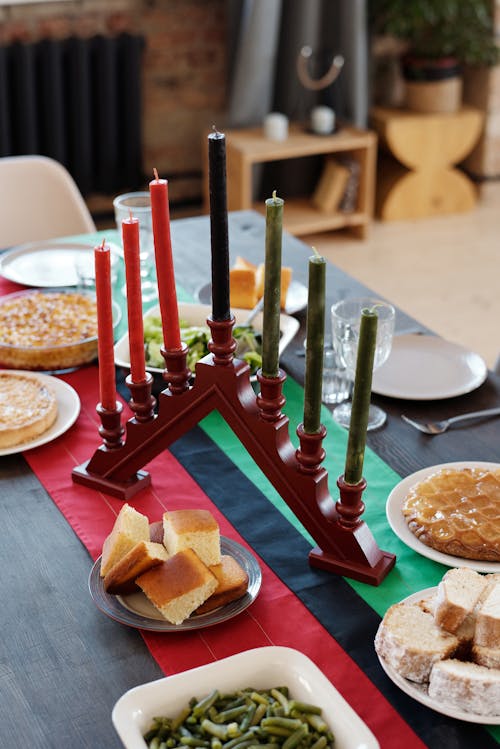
left=0, top=289, right=99, bottom=371
left=0, top=372, right=58, bottom=448
left=402, top=466, right=500, bottom=561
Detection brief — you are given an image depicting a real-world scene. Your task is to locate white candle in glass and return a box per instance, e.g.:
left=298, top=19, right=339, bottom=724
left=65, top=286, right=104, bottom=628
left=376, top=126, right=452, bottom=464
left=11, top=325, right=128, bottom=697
left=311, top=106, right=335, bottom=135
left=264, top=112, right=289, bottom=141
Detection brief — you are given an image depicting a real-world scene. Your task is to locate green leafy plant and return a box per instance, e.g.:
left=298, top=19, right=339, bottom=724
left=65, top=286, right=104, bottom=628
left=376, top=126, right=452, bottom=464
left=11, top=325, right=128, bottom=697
left=369, top=0, right=500, bottom=66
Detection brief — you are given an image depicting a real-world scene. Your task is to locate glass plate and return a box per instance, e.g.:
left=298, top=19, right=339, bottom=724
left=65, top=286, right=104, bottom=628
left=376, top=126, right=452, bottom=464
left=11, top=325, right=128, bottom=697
left=386, top=461, right=500, bottom=573
left=376, top=587, right=500, bottom=724
left=89, top=536, right=262, bottom=631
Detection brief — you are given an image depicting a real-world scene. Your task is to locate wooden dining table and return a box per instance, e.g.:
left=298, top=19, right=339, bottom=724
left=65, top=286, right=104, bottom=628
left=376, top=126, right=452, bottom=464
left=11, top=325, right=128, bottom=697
left=2, top=210, right=500, bottom=749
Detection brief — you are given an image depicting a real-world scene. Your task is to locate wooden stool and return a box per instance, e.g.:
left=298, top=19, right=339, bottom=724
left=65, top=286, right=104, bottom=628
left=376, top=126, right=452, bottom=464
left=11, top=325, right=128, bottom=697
left=371, top=106, right=483, bottom=220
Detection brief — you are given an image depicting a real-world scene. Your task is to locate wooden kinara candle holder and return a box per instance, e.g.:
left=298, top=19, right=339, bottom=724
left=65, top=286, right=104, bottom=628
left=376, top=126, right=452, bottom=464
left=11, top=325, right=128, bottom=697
left=72, top=314, right=395, bottom=585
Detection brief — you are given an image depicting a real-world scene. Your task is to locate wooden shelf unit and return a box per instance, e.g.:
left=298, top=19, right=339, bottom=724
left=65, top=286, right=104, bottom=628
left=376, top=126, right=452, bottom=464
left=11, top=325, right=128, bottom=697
left=203, top=124, right=377, bottom=238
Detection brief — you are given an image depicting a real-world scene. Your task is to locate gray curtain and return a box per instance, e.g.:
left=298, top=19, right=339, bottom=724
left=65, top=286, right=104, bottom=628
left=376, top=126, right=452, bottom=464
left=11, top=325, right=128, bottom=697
left=227, top=0, right=369, bottom=128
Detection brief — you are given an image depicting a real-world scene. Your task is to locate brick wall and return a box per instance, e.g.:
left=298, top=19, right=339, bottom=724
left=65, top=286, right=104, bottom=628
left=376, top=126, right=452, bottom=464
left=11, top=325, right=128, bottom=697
left=0, top=0, right=228, bottom=213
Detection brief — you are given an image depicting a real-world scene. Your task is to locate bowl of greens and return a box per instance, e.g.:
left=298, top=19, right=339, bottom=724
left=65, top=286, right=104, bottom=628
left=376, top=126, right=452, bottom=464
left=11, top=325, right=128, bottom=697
left=114, top=302, right=299, bottom=385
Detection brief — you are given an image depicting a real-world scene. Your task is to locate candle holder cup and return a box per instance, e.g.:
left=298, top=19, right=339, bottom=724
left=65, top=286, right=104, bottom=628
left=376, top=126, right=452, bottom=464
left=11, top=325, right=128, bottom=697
left=73, top=313, right=395, bottom=585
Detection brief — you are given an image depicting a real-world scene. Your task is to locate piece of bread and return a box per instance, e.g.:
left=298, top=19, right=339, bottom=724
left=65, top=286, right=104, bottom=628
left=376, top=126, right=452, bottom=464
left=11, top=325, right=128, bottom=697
left=103, top=541, right=169, bottom=595
left=375, top=602, right=459, bottom=683
left=428, top=659, right=500, bottom=716
left=0, top=372, right=58, bottom=448
left=230, top=267, right=259, bottom=309
left=255, top=263, right=292, bottom=311
left=149, top=520, right=164, bottom=545
left=100, top=504, right=150, bottom=577
left=434, top=567, right=489, bottom=634
left=472, top=643, right=500, bottom=669
left=474, top=580, right=500, bottom=648
left=136, top=549, right=218, bottom=625
left=196, top=554, right=249, bottom=614
left=163, top=509, right=221, bottom=566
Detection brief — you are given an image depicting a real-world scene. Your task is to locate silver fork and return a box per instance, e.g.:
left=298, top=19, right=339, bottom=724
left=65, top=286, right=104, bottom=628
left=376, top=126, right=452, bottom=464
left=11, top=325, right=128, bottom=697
left=401, top=406, right=500, bottom=435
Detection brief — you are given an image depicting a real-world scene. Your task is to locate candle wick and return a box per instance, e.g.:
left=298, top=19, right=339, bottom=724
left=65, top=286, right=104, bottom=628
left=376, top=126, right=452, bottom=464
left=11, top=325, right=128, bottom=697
left=311, top=246, right=321, bottom=258
left=129, top=208, right=133, bottom=221
left=100, top=238, right=106, bottom=249
left=153, top=167, right=159, bottom=182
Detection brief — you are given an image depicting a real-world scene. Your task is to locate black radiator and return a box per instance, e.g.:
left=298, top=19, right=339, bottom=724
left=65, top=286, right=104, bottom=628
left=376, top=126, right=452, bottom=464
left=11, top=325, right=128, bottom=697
left=0, top=33, right=145, bottom=195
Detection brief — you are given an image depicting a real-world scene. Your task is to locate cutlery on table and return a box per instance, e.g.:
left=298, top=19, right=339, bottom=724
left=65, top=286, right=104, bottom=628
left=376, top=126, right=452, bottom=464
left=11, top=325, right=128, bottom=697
left=401, top=406, right=500, bottom=435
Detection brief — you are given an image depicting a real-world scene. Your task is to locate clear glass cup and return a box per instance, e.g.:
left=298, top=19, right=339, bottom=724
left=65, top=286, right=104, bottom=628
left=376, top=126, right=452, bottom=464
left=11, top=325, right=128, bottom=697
left=74, top=250, right=119, bottom=294
left=331, top=297, right=395, bottom=430
left=113, top=191, right=157, bottom=303
left=321, top=336, right=351, bottom=405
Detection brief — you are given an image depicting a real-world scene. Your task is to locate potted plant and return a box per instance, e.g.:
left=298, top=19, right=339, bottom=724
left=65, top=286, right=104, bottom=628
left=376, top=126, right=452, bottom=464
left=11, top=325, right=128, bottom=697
left=368, top=0, right=500, bottom=112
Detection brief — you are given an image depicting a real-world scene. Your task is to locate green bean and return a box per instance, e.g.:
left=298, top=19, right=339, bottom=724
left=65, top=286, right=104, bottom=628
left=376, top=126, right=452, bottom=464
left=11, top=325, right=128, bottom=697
left=193, top=691, right=221, bottom=719
left=222, top=729, right=259, bottom=749
left=282, top=726, right=309, bottom=749
left=150, top=738, right=161, bottom=749
left=201, top=720, right=235, bottom=741
left=216, top=705, right=249, bottom=722
left=270, top=690, right=289, bottom=714
left=180, top=738, right=210, bottom=747
left=288, top=702, right=321, bottom=716
left=304, top=715, right=327, bottom=734
left=251, top=703, right=268, bottom=726
left=239, top=702, right=257, bottom=732
left=310, top=737, right=328, bottom=749
left=250, top=692, right=269, bottom=706
left=261, top=718, right=303, bottom=731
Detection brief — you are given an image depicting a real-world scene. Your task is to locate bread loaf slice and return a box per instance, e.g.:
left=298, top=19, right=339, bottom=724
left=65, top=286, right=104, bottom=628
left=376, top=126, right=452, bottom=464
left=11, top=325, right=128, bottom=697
left=472, top=643, right=500, bottom=669
left=434, top=567, right=488, bottom=634
left=196, top=554, right=249, bottom=613
left=429, top=659, right=500, bottom=716
left=474, top=580, right=500, bottom=648
left=375, top=602, right=459, bottom=683
left=136, top=549, right=218, bottom=625
left=103, top=541, right=168, bottom=595
left=163, top=509, right=221, bottom=566
left=100, top=504, right=150, bottom=577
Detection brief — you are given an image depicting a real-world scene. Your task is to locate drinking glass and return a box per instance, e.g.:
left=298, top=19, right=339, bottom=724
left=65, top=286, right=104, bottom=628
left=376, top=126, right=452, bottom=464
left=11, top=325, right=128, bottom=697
left=331, top=297, right=395, bottom=430
left=113, top=191, right=157, bottom=303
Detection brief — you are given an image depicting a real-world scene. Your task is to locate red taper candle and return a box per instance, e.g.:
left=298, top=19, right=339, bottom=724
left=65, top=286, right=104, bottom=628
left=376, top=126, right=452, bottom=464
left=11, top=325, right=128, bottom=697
left=122, top=215, right=146, bottom=382
left=149, top=169, right=181, bottom=350
left=94, top=241, right=117, bottom=410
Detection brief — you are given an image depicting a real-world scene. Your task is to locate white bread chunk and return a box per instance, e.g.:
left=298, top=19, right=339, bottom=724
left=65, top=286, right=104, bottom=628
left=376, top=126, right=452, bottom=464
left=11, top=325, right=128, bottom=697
left=474, top=581, right=500, bottom=648
left=100, top=504, right=150, bottom=577
left=103, top=541, right=168, bottom=595
left=434, top=567, right=488, bottom=634
left=163, top=509, right=221, bottom=566
left=375, top=602, right=459, bottom=683
left=196, top=554, right=249, bottom=614
left=429, top=659, right=500, bottom=716
left=136, top=549, right=218, bottom=625
left=472, top=643, right=500, bottom=669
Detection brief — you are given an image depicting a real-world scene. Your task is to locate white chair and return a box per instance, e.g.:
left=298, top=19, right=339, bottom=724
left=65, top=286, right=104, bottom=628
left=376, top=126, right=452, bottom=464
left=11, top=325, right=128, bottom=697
left=0, top=155, right=96, bottom=248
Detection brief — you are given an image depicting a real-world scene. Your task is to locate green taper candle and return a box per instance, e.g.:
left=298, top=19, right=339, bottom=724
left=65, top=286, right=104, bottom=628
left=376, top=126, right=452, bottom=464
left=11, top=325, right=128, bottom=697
left=303, top=250, right=326, bottom=434
left=344, top=308, right=378, bottom=484
left=261, top=191, right=284, bottom=378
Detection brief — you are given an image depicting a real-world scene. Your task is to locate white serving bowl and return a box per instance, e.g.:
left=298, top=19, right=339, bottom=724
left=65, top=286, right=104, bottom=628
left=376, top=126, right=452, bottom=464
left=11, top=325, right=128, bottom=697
left=114, top=302, right=300, bottom=375
left=112, top=646, right=379, bottom=749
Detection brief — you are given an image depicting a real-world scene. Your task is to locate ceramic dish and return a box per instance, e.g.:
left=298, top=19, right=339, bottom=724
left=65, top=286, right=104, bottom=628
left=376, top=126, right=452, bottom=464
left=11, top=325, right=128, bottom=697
left=386, top=461, right=500, bottom=573
left=0, top=371, right=80, bottom=456
left=112, top=646, right=380, bottom=749
left=114, top=302, right=300, bottom=377
left=372, top=334, right=487, bottom=400
left=376, top=587, right=500, bottom=724
left=197, top=280, right=308, bottom=316
left=0, top=239, right=122, bottom=287
left=89, top=536, right=261, bottom=632
left=0, top=288, right=121, bottom=373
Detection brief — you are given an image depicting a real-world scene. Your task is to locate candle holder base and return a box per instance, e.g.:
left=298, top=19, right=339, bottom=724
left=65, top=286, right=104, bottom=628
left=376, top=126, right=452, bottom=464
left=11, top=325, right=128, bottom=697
left=72, top=461, right=151, bottom=500
left=309, top=547, right=396, bottom=586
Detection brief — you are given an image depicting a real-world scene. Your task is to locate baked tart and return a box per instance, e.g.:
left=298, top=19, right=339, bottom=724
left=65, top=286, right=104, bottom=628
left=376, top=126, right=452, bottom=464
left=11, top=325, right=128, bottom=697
left=402, top=467, right=500, bottom=562
left=0, top=371, right=58, bottom=448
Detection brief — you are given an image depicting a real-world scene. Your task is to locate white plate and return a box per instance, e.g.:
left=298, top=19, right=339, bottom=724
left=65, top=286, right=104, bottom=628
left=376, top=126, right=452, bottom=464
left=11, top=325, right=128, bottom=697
left=89, top=536, right=262, bottom=632
left=112, top=646, right=380, bottom=749
left=0, top=370, right=80, bottom=456
left=386, top=460, right=500, bottom=573
left=377, top=587, right=500, bottom=724
left=114, top=302, right=300, bottom=375
left=372, top=334, right=487, bottom=400
left=0, top=240, right=122, bottom=287
left=197, top=279, right=308, bottom=316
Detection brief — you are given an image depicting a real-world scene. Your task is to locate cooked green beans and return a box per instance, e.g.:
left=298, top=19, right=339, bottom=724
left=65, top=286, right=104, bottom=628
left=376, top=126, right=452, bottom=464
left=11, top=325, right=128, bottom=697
left=143, top=687, right=335, bottom=749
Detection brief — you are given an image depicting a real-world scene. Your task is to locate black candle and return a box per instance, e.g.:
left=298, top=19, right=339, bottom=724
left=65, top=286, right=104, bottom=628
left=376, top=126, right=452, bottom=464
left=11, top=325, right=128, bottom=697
left=208, top=129, right=231, bottom=321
